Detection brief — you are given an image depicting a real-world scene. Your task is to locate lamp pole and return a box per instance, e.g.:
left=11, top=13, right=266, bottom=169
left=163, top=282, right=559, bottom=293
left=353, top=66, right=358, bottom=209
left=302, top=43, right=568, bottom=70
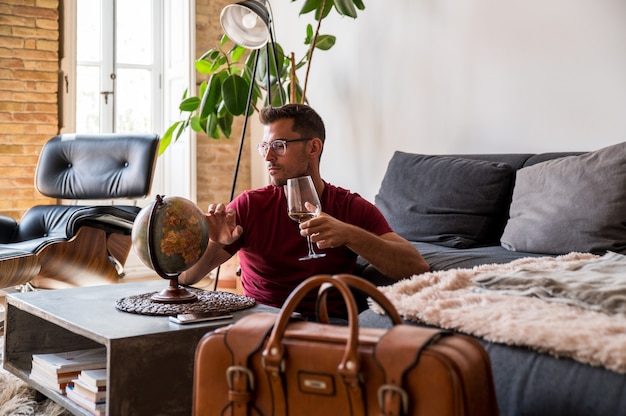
left=215, top=0, right=284, bottom=291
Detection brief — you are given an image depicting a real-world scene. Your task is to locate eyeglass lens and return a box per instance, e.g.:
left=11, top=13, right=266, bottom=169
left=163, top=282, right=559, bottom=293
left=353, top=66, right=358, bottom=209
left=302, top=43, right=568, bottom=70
left=257, top=140, right=286, bottom=157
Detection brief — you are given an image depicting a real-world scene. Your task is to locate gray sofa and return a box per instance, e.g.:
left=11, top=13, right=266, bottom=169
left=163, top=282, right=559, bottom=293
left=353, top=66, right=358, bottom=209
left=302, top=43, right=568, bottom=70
left=358, top=145, right=626, bottom=416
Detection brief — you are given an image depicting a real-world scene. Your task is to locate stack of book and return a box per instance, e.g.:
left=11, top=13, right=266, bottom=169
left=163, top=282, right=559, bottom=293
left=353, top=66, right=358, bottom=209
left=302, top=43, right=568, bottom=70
left=29, top=347, right=106, bottom=394
left=66, top=368, right=107, bottom=416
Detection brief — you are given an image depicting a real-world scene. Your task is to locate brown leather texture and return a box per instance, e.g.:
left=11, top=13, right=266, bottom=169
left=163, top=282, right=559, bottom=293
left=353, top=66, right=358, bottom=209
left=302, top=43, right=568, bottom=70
left=193, top=274, right=499, bottom=416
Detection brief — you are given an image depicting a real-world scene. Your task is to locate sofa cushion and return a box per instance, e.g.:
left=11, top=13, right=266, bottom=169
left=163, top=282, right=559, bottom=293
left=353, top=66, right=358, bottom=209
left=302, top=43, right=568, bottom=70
left=375, top=152, right=515, bottom=248
left=501, top=141, right=626, bottom=255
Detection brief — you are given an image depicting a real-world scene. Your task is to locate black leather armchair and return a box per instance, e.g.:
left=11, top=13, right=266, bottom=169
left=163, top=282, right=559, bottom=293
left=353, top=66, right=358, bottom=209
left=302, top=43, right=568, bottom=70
left=0, top=133, right=159, bottom=289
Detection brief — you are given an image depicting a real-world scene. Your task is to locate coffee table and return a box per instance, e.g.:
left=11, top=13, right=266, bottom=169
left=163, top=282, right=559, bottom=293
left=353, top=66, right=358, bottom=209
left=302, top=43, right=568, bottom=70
left=2, top=280, right=276, bottom=415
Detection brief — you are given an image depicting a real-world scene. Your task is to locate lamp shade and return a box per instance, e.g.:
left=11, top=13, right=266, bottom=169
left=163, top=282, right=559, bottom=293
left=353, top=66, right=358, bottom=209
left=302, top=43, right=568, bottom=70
left=220, top=1, right=271, bottom=49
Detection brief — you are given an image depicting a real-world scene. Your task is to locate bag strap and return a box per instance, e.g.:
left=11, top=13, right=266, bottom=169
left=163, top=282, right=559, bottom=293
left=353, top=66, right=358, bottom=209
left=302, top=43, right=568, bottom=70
left=262, top=275, right=365, bottom=416
left=316, top=274, right=403, bottom=325
left=222, top=313, right=277, bottom=416
left=374, top=326, right=448, bottom=416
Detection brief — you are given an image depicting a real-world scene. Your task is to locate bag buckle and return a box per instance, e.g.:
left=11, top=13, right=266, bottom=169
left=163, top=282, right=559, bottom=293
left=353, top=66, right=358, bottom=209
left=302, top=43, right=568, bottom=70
left=378, top=384, right=409, bottom=415
left=226, top=365, right=255, bottom=391
left=261, top=355, right=286, bottom=373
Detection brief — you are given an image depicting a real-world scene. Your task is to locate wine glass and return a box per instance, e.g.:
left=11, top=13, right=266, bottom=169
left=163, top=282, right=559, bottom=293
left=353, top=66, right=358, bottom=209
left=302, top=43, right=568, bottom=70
left=286, top=176, right=326, bottom=260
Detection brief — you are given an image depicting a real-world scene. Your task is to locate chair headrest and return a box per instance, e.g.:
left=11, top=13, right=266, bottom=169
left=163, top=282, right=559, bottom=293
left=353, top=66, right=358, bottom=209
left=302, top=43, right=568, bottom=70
left=35, top=133, right=160, bottom=200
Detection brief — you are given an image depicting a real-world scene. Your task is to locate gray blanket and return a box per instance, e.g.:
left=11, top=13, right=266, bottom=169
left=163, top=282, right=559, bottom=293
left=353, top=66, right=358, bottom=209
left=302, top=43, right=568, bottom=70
left=473, top=251, right=626, bottom=315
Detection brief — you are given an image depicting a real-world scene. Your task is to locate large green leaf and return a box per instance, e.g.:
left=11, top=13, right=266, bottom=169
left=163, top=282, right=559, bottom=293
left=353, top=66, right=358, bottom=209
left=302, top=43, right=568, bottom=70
left=190, top=115, right=203, bottom=132
left=206, top=113, right=220, bottom=139
left=241, top=69, right=262, bottom=105
left=353, top=0, right=365, bottom=10
left=217, top=100, right=228, bottom=118
left=217, top=112, right=234, bottom=138
left=176, top=119, right=189, bottom=140
left=297, top=0, right=334, bottom=19
left=298, top=0, right=321, bottom=15
left=195, top=59, right=215, bottom=74
left=256, top=44, right=287, bottom=87
left=305, top=24, right=314, bottom=44
left=216, top=69, right=230, bottom=84
left=179, top=97, right=200, bottom=112
left=230, top=44, right=248, bottom=63
left=222, top=75, right=250, bottom=115
left=198, top=80, right=207, bottom=98
left=200, top=75, right=222, bottom=119
left=315, top=35, right=336, bottom=51
left=215, top=55, right=228, bottom=69
left=158, top=122, right=179, bottom=155
left=317, top=1, right=334, bottom=19
left=198, top=49, right=220, bottom=61
left=333, top=0, right=357, bottom=17
left=266, top=82, right=287, bottom=107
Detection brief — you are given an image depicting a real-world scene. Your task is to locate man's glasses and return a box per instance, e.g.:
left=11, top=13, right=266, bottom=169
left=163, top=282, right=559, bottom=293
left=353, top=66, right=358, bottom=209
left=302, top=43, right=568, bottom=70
left=257, top=138, right=313, bottom=157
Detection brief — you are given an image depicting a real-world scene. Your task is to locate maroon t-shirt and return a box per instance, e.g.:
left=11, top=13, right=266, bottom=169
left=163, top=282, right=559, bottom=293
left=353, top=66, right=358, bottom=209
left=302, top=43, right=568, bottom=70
left=224, top=182, right=392, bottom=318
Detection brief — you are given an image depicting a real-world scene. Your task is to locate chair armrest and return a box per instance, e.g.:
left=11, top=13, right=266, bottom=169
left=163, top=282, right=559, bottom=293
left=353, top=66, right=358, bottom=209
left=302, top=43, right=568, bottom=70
left=66, top=205, right=142, bottom=236
left=0, top=215, right=18, bottom=243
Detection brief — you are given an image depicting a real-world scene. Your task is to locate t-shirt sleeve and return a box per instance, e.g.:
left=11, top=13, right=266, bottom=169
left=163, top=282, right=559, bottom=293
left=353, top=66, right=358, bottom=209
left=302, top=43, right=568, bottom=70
left=352, top=196, right=394, bottom=236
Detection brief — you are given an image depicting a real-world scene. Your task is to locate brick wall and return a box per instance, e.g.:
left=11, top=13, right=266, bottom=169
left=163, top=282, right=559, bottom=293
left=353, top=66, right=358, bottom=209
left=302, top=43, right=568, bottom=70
left=195, top=0, right=251, bottom=211
left=0, top=0, right=250, bottom=221
left=0, top=0, right=59, bottom=219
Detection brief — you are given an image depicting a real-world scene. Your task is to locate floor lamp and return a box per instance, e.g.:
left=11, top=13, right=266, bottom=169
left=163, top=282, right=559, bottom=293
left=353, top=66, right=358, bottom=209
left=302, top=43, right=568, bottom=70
left=213, top=0, right=284, bottom=290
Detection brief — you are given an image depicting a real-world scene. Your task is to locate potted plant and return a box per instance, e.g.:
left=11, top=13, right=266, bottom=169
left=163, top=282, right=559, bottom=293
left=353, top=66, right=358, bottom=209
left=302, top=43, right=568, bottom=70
left=160, top=0, right=365, bottom=155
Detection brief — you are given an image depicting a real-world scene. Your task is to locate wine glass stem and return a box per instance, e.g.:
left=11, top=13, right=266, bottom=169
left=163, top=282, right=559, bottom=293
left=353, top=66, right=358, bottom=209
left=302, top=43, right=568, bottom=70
left=306, top=235, right=316, bottom=256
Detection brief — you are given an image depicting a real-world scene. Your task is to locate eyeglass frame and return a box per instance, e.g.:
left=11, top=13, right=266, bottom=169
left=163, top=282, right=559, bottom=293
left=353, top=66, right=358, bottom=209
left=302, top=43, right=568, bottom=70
left=256, top=138, right=314, bottom=157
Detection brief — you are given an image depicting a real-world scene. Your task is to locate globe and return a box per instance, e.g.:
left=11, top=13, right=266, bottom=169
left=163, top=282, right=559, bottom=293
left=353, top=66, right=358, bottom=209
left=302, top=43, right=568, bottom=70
left=131, top=195, right=210, bottom=303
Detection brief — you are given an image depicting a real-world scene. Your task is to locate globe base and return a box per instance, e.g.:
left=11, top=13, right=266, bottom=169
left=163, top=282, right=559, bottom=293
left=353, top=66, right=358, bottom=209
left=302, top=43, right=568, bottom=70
left=151, top=278, right=198, bottom=304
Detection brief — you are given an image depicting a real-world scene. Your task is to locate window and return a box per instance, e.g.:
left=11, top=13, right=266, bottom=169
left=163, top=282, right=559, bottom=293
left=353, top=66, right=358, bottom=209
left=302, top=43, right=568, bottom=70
left=74, top=0, right=159, bottom=133
left=60, top=0, right=195, bottom=200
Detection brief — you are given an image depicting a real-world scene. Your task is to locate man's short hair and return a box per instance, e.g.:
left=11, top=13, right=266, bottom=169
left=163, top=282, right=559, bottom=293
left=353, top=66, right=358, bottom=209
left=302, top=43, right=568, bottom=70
left=259, top=104, right=326, bottom=143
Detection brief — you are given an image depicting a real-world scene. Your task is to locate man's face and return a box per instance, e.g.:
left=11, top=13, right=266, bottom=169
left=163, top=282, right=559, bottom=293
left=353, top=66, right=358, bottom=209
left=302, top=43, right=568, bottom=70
left=261, top=118, right=313, bottom=187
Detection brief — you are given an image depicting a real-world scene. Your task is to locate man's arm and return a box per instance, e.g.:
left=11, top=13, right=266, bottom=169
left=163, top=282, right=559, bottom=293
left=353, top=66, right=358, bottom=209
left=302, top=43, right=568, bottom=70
left=303, top=214, right=430, bottom=279
left=179, top=241, right=233, bottom=285
left=351, top=230, right=429, bottom=279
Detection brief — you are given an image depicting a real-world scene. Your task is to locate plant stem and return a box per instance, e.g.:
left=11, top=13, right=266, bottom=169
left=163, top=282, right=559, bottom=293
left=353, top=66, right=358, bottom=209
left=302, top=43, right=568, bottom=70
left=290, top=52, right=297, bottom=102
left=302, top=0, right=326, bottom=104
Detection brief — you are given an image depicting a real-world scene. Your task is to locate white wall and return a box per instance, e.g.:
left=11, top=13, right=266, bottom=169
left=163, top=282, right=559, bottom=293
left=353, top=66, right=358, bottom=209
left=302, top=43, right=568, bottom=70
left=270, top=0, right=626, bottom=202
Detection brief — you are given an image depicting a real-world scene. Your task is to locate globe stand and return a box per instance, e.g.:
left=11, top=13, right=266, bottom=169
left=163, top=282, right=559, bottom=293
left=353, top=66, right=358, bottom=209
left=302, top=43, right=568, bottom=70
left=150, top=276, right=197, bottom=304
left=146, top=195, right=198, bottom=304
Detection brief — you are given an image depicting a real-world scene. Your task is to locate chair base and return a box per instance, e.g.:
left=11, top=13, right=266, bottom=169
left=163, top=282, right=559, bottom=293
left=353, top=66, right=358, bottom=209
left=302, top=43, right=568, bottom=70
left=31, top=226, right=132, bottom=289
left=0, top=248, right=41, bottom=289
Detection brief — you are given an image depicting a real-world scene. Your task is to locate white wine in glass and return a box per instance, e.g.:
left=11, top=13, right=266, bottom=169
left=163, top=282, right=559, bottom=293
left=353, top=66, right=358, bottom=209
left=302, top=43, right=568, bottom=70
left=286, top=176, right=326, bottom=260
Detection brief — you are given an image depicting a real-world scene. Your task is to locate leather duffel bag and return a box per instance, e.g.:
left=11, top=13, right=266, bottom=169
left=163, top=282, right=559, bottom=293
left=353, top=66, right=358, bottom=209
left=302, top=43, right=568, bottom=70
left=193, top=274, right=498, bottom=415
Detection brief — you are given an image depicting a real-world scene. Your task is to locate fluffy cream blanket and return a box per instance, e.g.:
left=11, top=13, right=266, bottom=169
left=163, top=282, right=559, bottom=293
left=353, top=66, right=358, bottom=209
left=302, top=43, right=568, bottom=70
left=372, top=252, right=626, bottom=374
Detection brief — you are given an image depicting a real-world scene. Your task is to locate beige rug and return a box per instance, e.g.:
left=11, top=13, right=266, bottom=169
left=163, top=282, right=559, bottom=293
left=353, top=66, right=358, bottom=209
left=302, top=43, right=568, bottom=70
left=372, top=252, right=626, bottom=374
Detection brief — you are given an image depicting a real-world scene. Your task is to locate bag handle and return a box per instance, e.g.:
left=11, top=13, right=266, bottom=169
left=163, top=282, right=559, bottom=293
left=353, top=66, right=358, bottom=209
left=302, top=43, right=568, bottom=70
left=262, top=275, right=365, bottom=416
left=262, top=274, right=361, bottom=378
left=316, top=274, right=403, bottom=325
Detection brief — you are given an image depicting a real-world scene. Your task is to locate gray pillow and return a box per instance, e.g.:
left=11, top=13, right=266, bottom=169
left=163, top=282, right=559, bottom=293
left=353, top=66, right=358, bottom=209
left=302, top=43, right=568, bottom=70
left=375, top=152, right=514, bottom=248
left=501, top=141, right=626, bottom=255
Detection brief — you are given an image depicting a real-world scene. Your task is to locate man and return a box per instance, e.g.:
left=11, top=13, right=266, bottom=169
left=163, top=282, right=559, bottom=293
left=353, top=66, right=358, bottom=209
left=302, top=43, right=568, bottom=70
left=180, top=104, right=429, bottom=318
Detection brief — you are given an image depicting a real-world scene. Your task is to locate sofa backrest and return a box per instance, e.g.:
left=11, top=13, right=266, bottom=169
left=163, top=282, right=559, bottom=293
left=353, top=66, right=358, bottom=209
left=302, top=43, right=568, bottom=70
left=375, top=151, right=584, bottom=249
